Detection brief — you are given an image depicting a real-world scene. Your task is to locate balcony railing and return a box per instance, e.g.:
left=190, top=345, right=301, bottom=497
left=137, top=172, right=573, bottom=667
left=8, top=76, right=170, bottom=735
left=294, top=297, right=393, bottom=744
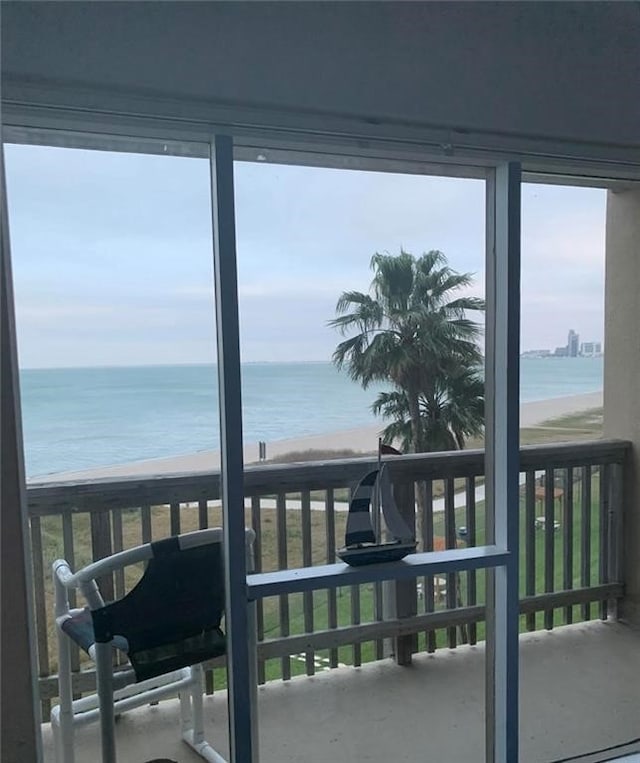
left=27, top=438, right=629, bottom=720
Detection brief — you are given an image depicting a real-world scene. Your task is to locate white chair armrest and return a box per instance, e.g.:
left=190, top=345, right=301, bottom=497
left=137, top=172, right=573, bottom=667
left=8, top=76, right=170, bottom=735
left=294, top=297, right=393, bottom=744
left=53, top=559, right=75, bottom=587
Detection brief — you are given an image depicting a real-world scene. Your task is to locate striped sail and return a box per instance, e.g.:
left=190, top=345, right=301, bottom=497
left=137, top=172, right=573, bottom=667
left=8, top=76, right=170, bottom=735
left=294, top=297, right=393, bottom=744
left=345, top=469, right=377, bottom=546
left=378, top=465, right=414, bottom=543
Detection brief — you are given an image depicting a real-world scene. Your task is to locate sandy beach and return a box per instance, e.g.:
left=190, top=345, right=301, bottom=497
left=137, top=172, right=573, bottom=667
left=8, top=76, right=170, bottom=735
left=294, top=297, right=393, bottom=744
left=35, top=390, right=602, bottom=483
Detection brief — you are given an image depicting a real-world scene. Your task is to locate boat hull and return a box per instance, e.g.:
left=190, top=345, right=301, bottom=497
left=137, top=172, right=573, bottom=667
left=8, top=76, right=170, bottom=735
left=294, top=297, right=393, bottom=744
left=337, top=541, right=417, bottom=567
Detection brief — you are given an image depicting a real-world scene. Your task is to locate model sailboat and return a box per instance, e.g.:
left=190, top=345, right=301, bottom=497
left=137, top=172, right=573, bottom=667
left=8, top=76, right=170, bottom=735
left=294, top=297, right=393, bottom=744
left=337, top=441, right=417, bottom=567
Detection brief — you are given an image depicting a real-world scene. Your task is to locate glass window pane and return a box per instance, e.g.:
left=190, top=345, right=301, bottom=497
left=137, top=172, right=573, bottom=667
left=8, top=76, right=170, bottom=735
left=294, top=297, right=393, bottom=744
left=5, top=143, right=217, bottom=480
left=233, top=148, right=489, bottom=761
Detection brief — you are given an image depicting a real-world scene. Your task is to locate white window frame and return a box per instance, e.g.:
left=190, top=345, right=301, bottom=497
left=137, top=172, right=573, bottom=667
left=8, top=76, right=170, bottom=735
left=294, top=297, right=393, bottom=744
left=212, top=136, right=521, bottom=763
left=7, top=119, right=593, bottom=762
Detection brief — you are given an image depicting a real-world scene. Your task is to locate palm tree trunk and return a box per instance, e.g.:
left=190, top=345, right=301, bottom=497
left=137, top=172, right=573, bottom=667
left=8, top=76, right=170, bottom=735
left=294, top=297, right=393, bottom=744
left=407, top=388, right=422, bottom=454
left=406, top=387, right=430, bottom=563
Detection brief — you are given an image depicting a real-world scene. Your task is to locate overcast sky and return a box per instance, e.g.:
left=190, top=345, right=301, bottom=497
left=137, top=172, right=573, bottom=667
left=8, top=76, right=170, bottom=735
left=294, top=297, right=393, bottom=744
left=4, top=143, right=605, bottom=369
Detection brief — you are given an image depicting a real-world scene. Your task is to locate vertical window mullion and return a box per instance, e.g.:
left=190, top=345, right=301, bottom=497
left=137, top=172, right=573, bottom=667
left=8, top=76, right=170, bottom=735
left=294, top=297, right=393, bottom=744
left=1, top=145, right=43, bottom=763
left=485, top=162, right=521, bottom=763
left=210, top=135, right=256, bottom=763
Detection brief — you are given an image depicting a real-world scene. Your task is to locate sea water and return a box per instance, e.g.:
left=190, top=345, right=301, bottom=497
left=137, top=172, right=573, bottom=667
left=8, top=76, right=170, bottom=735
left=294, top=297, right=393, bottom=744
left=19, top=357, right=603, bottom=477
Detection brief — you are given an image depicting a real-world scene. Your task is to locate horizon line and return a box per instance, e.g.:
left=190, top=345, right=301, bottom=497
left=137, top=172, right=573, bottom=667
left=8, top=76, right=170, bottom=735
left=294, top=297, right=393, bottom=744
left=19, top=359, right=337, bottom=372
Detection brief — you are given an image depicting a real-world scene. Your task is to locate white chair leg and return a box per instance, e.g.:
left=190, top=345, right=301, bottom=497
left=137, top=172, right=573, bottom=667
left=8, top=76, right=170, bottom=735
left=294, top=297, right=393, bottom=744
left=51, top=707, right=63, bottom=763
left=179, top=676, right=193, bottom=737
left=95, top=642, right=117, bottom=763
left=189, top=663, right=206, bottom=747
left=55, top=622, right=76, bottom=763
left=182, top=664, right=229, bottom=762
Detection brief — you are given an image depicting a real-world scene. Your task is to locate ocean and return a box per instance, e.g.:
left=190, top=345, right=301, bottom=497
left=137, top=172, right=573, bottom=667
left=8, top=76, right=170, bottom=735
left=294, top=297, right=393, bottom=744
left=19, top=358, right=603, bottom=478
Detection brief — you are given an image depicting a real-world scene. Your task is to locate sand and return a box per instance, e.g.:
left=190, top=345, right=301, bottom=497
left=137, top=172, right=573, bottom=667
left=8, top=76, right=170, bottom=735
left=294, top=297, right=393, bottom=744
left=518, top=391, right=602, bottom=427
left=33, top=390, right=602, bottom=483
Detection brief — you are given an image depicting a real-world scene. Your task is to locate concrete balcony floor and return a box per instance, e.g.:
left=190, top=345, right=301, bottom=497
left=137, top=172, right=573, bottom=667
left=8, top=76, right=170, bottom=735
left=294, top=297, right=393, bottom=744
left=41, top=621, right=640, bottom=763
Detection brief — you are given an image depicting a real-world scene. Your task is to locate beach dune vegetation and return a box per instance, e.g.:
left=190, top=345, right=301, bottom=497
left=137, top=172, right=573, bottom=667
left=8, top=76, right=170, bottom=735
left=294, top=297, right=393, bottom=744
left=331, top=249, right=485, bottom=453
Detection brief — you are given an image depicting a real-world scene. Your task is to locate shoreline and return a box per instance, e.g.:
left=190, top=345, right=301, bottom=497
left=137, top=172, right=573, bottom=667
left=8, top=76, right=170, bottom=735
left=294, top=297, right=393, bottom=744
left=33, top=390, right=602, bottom=483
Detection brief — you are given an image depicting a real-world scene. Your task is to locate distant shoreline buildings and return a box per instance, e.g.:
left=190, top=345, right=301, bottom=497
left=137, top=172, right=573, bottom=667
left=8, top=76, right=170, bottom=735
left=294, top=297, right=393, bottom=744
left=521, top=329, right=603, bottom=359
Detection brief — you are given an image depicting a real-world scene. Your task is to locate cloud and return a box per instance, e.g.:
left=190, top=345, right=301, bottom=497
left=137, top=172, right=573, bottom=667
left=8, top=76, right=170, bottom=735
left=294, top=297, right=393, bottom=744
left=238, top=278, right=358, bottom=300
left=5, top=144, right=606, bottom=366
left=17, top=303, right=116, bottom=321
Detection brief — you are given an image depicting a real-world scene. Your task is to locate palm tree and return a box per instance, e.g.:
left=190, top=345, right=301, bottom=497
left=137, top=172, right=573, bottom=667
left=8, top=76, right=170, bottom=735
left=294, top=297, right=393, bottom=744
left=330, top=250, right=484, bottom=453
left=372, top=366, right=484, bottom=452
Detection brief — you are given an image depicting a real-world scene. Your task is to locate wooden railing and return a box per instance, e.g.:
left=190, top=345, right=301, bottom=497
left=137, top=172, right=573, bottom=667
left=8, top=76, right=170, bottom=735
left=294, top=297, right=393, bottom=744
left=27, top=439, right=629, bottom=717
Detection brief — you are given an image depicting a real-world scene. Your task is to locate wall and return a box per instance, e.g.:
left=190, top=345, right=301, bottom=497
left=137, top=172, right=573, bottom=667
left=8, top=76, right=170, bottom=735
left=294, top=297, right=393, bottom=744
left=2, top=2, right=640, bottom=151
left=604, top=189, right=640, bottom=626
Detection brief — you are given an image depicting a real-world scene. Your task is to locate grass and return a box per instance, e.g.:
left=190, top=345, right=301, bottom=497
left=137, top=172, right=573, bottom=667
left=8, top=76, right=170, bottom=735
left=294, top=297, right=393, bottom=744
left=471, top=407, right=603, bottom=448
left=264, top=408, right=603, bottom=461
left=265, top=448, right=374, bottom=464
left=34, top=406, right=606, bottom=697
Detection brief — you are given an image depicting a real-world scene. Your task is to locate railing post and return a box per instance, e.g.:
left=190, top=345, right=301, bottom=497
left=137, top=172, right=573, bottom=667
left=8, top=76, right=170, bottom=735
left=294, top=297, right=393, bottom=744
left=90, top=511, right=114, bottom=602
left=608, top=461, right=624, bottom=620
left=385, top=476, right=417, bottom=666
left=599, top=464, right=611, bottom=621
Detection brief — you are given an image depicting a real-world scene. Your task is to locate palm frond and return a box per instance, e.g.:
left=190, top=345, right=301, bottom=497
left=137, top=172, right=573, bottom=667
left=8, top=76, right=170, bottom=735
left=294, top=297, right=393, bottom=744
left=331, top=248, right=485, bottom=452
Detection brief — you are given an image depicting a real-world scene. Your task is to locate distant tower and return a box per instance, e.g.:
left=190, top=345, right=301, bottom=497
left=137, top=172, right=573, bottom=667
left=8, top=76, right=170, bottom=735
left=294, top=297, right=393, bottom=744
left=567, top=329, right=579, bottom=357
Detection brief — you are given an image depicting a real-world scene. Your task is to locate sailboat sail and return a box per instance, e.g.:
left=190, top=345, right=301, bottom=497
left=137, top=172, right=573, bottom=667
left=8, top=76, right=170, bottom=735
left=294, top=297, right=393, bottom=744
left=378, top=465, right=414, bottom=543
left=339, top=460, right=417, bottom=566
left=344, top=469, right=378, bottom=546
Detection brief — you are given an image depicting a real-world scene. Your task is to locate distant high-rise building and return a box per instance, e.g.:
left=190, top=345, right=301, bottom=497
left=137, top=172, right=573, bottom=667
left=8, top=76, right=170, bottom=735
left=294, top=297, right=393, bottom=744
left=580, top=341, right=603, bottom=357
left=567, top=329, right=579, bottom=357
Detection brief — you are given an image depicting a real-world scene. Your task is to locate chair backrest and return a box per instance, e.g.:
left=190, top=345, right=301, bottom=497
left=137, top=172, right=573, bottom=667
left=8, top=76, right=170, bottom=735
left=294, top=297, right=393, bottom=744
left=90, top=533, right=228, bottom=682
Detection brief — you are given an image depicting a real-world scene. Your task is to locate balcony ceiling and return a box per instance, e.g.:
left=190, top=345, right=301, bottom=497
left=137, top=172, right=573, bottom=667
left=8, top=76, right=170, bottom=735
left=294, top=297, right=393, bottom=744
left=2, top=2, right=640, bottom=149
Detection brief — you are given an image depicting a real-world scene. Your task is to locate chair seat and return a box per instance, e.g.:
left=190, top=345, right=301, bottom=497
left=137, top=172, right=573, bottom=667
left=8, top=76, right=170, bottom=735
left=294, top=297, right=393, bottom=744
left=61, top=607, right=227, bottom=682
left=61, top=608, right=129, bottom=654
left=131, top=627, right=226, bottom=682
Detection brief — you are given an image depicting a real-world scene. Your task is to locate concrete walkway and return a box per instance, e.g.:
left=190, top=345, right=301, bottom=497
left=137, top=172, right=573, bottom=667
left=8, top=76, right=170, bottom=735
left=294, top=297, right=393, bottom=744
left=224, top=471, right=527, bottom=514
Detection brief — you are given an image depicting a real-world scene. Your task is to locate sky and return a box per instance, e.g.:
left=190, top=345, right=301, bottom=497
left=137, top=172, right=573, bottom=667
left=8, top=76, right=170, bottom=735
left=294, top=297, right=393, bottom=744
left=4, top=143, right=606, bottom=369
